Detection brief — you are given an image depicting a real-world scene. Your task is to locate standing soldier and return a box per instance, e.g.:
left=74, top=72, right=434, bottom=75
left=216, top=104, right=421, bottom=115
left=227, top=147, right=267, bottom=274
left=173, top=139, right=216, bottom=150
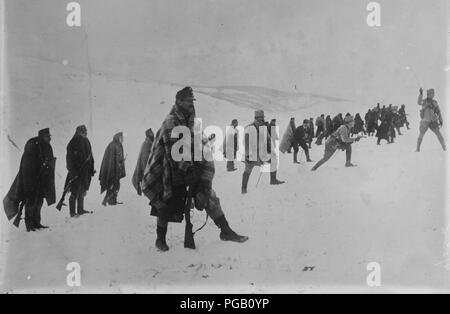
left=365, top=109, right=377, bottom=137
left=223, top=119, right=239, bottom=172
left=332, top=113, right=343, bottom=132
left=241, top=110, right=284, bottom=194
left=3, top=128, right=56, bottom=231
left=315, top=114, right=326, bottom=145
left=286, top=118, right=296, bottom=154
left=99, top=132, right=126, bottom=206
left=416, top=88, right=446, bottom=152
left=398, top=104, right=410, bottom=130
left=142, top=87, right=248, bottom=251
left=307, top=118, right=315, bottom=148
left=280, top=117, right=296, bottom=154
left=325, top=115, right=333, bottom=139
left=64, top=125, right=95, bottom=217
left=352, top=113, right=366, bottom=135
left=376, top=117, right=391, bottom=145
left=292, top=120, right=313, bottom=163
left=311, top=116, right=362, bottom=171
left=132, top=128, right=154, bottom=195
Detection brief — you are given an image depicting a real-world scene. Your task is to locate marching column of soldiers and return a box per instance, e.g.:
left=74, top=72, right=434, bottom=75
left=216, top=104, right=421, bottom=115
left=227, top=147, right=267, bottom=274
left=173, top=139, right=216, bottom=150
left=2, top=87, right=445, bottom=254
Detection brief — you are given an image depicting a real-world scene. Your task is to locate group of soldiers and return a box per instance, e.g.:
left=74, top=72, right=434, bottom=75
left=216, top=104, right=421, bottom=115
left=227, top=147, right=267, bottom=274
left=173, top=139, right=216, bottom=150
left=3, top=126, right=127, bottom=231
left=2, top=86, right=445, bottom=253
left=222, top=87, right=446, bottom=191
left=3, top=87, right=249, bottom=253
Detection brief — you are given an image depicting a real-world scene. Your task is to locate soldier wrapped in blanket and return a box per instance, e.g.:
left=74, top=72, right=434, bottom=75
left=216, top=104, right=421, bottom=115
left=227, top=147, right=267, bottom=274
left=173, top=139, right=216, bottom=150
left=365, top=109, right=378, bottom=137
left=99, top=132, right=126, bottom=206
left=132, top=128, right=154, bottom=195
left=141, top=87, right=248, bottom=252
left=3, top=128, right=56, bottom=231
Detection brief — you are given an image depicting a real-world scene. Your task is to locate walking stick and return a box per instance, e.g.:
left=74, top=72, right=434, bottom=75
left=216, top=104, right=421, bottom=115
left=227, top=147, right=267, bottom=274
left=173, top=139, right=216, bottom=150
left=256, top=170, right=263, bottom=188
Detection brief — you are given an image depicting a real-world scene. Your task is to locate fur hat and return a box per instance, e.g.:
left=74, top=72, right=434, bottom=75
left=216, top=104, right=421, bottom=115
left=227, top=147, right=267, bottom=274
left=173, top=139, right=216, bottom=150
left=176, top=86, right=196, bottom=101
left=38, top=128, right=51, bottom=137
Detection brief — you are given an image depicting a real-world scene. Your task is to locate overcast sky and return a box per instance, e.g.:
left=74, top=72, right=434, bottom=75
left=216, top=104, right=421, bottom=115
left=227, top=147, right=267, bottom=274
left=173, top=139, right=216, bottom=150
left=5, top=0, right=448, bottom=105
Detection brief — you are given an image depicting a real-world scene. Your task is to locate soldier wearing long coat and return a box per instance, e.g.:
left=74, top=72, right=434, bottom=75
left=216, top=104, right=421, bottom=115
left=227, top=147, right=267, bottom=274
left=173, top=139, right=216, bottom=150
left=64, top=125, right=95, bottom=217
left=3, top=128, right=56, bottom=231
left=99, top=132, right=126, bottom=206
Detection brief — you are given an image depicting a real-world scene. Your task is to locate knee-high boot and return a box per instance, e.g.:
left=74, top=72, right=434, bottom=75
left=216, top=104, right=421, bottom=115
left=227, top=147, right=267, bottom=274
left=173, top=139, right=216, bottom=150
left=241, top=172, right=250, bottom=194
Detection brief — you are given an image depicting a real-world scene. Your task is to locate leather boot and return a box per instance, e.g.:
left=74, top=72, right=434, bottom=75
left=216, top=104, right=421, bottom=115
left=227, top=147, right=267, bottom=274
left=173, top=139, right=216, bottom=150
left=305, top=150, right=313, bottom=162
left=293, top=150, right=299, bottom=164
left=25, top=219, right=36, bottom=232
left=155, top=226, right=169, bottom=252
left=270, top=171, right=285, bottom=185
left=416, top=137, right=423, bottom=152
left=77, top=196, right=91, bottom=215
left=113, top=192, right=123, bottom=205
left=69, top=195, right=77, bottom=217
left=241, top=172, right=250, bottom=194
left=214, top=215, right=249, bottom=243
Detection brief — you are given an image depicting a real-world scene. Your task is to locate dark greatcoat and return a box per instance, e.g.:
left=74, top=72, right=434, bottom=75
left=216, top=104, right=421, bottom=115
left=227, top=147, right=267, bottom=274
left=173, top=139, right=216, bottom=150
left=293, top=126, right=310, bottom=152
left=132, top=128, right=154, bottom=195
left=325, top=116, right=333, bottom=137
left=332, top=115, right=343, bottom=133
left=3, top=136, right=56, bottom=221
left=64, top=134, right=95, bottom=194
left=376, top=120, right=390, bottom=141
left=99, top=133, right=126, bottom=194
left=353, top=114, right=365, bottom=134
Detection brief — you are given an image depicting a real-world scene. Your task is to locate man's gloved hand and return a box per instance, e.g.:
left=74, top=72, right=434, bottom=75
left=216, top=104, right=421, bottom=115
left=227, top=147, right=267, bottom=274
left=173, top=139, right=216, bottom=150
left=194, top=190, right=208, bottom=211
left=419, top=88, right=423, bottom=95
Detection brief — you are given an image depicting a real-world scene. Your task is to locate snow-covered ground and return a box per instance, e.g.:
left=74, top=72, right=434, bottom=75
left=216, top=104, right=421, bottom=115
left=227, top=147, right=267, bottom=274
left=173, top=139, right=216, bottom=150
left=0, top=55, right=449, bottom=293
left=1, top=0, right=449, bottom=294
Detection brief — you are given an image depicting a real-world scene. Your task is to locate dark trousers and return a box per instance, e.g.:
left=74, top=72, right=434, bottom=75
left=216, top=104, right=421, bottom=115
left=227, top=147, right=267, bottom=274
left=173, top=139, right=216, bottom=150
left=69, top=186, right=85, bottom=216
left=312, top=138, right=351, bottom=170
left=226, top=160, right=236, bottom=171
left=25, top=192, right=44, bottom=228
left=293, top=142, right=310, bottom=163
left=316, top=126, right=324, bottom=138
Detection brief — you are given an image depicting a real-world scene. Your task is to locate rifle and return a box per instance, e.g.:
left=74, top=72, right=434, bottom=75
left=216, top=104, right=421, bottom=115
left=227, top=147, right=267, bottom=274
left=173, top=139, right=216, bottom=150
left=12, top=201, right=25, bottom=228
left=184, top=186, right=195, bottom=249
left=183, top=134, right=216, bottom=248
left=56, top=154, right=92, bottom=211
